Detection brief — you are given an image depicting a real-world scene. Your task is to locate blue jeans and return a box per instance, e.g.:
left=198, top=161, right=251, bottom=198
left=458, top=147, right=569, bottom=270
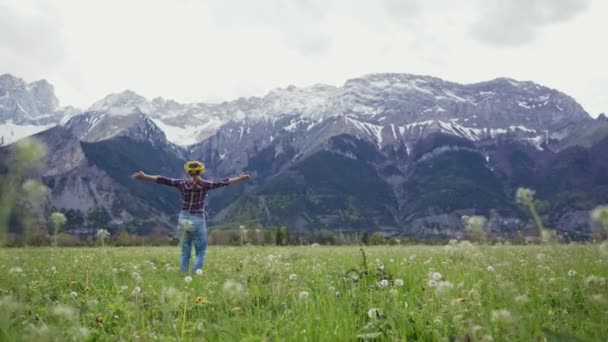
left=177, top=212, right=208, bottom=273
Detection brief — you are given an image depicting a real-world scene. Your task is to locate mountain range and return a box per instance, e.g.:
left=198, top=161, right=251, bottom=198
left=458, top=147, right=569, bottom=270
left=1, top=72, right=607, bottom=239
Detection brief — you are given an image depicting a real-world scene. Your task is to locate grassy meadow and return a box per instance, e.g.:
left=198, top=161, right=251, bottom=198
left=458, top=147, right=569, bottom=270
left=0, top=244, right=607, bottom=341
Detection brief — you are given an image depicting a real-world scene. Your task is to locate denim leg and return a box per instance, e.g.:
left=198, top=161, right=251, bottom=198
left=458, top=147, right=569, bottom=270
left=178, top=212, right=194, bottom=273
left=180, top=231, right=193, bottom=272
left=192, top=216, right=208, bottom=272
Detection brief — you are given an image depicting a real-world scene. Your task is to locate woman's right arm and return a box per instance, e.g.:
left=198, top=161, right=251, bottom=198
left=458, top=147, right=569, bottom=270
left=131, top=171, right=159, bottom=182
left=132, top=171, right=183, bottom=187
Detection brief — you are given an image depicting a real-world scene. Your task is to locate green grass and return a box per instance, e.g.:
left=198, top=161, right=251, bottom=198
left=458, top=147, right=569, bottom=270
left=0, top=244, right=607, bottom=341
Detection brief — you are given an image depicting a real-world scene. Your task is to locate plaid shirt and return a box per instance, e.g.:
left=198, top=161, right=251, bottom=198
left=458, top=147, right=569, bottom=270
left=157, top=176, right=230, bottom=214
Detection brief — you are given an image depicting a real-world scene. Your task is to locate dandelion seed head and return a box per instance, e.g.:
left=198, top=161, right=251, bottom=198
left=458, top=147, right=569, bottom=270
left=568, top=270, right=576, bottom=277
left=132, top=286, right=141, bottom=295
left=394, top=279, right=404, bottom=287
left=428, top=280, right=438, bottom=288
left=367, top=308, right=381, bottom=319
left=585, top=275, right=606, bottom=287
left=9, top=267, right=23, bottom=274
left=289, top=274, right=297, bottom=281
left=50, top=212, right=67, bottom=227
left=486, top=266, right=495, bottom=272
left=515, top=294, right=529, bottom=304
left=491, top=309, right=513, bottom=323
left=516, top=187, right=535, bottom=206
left=70, top=291, right=78, bottom=299
left=96, top=229, right=110, bottom=240
left=599, top=241, right=608, bottom=257
left=195, top=269, right=203, bottom=276
left=52, top=304, right=75, bottom=319
left=431, top=272, right=442, bottom=281
left=222, top=280, right=246, bottom=298
left=591, top=205, right=608, bottom=226
left=436, top=281, right=454, bottom=294
left=299, top=291, right=309, bottom=299
left=378, top=279, right=389, bottom=287
left=184, top=276, right=193, bottom=284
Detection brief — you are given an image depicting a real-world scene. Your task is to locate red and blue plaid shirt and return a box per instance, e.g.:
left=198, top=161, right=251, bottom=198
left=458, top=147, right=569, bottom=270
left=157, top=176, right=230, bottom=214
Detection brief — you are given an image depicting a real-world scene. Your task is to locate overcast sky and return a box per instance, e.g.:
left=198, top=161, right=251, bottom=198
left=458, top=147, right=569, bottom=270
left=1, top=0, right=606, bottom=116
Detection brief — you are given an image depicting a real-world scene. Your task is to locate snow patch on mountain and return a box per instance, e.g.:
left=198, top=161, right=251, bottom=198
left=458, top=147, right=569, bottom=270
left=0, top=120, right=55, bottom=146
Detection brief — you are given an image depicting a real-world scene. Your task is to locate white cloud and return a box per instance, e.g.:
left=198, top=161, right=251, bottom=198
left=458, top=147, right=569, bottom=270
left=0, top=0, right=606, bottom=116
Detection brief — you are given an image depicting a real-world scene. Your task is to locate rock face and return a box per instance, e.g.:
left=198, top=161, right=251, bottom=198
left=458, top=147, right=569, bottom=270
left=1, top=72, right=606, bottom=238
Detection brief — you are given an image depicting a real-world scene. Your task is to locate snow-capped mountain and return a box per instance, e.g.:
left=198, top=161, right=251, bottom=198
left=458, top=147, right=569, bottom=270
left=76, top=73, right=592, bottom=150
left=2, top=72, right=606, bottom=239
left=2, top=72, right=591, bottom=150
left=0, top=74, right=79, bottom=146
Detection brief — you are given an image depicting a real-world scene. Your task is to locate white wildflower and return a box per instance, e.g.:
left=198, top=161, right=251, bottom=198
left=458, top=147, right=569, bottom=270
left=289, top=274, right=297, bottom=281
left=486, top=266, right=495, bottom=272
left=378, top=279, right=389, bottom=288
left=428, top=280, right=438, bottom=288
left=568, top=270, right=576, bottom=277
left=195, top=269, right=203, bottom=276
left=299, top=291, right=309, bottom=299
left=70, top=291, right=78, bottom=299
left=431, top=272, right=442, bottom=281
left=184, top=276, right=193, bottom=284
left=132, top=286, right=141, bottom=295
left=394, top=279, right=404, bottom=287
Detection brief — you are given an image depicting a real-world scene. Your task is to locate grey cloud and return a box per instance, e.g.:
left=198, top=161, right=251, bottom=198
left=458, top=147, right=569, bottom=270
left=286, top=33, right=331, bottom=56
left=383, top=0, right=421, bottom=26
left=471, top=0, right=590, bottom=47
left=208, top=0, right=331, bottom=56
left=0, top=2, right=65, bottom=70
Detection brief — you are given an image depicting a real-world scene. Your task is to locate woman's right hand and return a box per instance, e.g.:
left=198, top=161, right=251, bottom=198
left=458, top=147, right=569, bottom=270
left=131, top=171, right=146, bottom=180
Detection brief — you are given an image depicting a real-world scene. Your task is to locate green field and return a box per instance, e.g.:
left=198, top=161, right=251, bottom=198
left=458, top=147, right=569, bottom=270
left=1, top=244, right=607, bottom=341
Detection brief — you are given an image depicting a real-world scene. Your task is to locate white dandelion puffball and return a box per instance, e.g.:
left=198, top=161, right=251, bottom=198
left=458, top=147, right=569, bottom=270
left=120, top=285, right=128, bottom=291
left=487, top=266, right=495, bottom=272
left=367, top=308, right=381, bottom=318
left=591, top=205, right=608, bottom=225
left=132, top=286, right=141, bottom=294
left=394, top=279, right=404, bottom=287
left=436, top=281, right=454, bottom=294
left=70, top=291, right=78, bottom=299
left=184, top=276, right=193, bottom=283
left=516, top=187, right=535, bottom=205
left=515, top=294, right=529, bottom=304
left=599, top=241, right=608, bottom=256
left=96, top=229, right=110, bottom=240
left=568, top=270, right=576, bottom=277
left=222, top=280, right=246, bottom=298
left=431, top=272, right=442, bottom=281
left=195, top=269, right=203, bottom=276
left=50, top=212, right=67, bottom=227
left=491, top=309, right=513, bottom=323
left=428, top=280, right=439, bottom=288
left=378, top=279, right=389, bottom=287
left=289, top=274, right=297, bottom=281
left=299, top=291, right=309, bottom=299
